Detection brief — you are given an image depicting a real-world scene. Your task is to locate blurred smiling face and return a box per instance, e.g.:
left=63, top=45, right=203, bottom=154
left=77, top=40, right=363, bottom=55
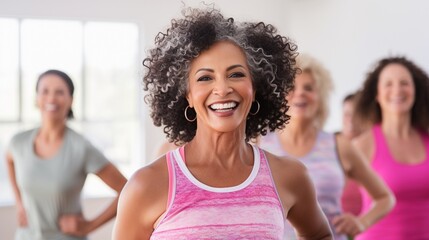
left=186, top=40, right=254, bottom=133
left=36, top=74, right=73, bottom=121
left=287, top=71, right=320, bottom=121
left=377, top=63, right=415, bottom=115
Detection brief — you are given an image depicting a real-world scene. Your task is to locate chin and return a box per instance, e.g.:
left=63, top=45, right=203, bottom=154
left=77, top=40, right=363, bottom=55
left=209, top=122, right=244, bottom=134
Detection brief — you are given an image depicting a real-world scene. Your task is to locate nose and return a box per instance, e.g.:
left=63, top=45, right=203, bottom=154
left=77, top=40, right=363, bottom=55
left=213, top=79, right=233, bottom=97
left=391, top=82, right=404, bottom=95
left=46, top=92, right=57, bottom=102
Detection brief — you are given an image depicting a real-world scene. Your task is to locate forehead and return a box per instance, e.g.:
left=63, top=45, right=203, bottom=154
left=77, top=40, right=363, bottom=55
left=190, top=41, right=248, bottom=69
left=295, top=71, right=315, bottom=85
left=379, top=63, right=412, bottom=81
left=38, top=74, right=68, bottom=89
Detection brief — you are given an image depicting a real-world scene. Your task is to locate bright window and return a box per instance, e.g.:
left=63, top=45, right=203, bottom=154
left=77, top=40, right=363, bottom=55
left=0, top=18, right=140, bottom=204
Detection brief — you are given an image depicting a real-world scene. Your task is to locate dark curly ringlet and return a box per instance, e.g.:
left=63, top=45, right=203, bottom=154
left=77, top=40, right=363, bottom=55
left=143, top=7, right=298, bottom=144
left=355, top=56, right=429, bottom=130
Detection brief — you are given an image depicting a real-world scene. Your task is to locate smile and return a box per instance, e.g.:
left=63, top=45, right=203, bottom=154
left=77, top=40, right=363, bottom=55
left=45, top=103, right=59, bottom=111
left=209, top=101, right=238, bottom=112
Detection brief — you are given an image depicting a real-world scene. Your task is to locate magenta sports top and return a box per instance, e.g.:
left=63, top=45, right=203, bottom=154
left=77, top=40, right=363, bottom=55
left=150, top=145, right=285, bottom=240
left=357, top=125, right=429, bottom=240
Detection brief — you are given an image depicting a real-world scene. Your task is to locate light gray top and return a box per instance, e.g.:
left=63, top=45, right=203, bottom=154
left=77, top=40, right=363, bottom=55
left=8, top=127, right=109, bottom=240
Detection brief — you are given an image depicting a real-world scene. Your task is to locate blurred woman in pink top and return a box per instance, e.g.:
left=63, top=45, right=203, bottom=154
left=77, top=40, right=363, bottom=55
left=354, top=56, right=429, bottom=240
left=113, top=7, right=333, bottom=240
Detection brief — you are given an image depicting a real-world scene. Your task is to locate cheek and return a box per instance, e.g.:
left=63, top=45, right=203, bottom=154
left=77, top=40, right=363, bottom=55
left=309, top=92, right=320, bottom=106
left=36, top=95, right=44, bottom=107
left=408, top=87, right=416, bottom=99
left=285, top=91, right=294, bottom=101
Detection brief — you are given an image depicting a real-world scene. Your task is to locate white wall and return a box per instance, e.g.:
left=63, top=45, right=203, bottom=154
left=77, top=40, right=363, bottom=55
left=282, top=0, right=429, bottom=131
left=0, top=0, right=287, bottom=238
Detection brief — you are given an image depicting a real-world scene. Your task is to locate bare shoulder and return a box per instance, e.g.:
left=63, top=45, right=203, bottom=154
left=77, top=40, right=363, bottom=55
left=124, top=155, right=169, bottom=201
left=264, top=150, right=307, bottom=180
left=113, top=155, right=170, bottom=239
left=116, top=155, right=169, bottom=229
left=262, top=150, right=311, bottom=209
left=353, top=129, right=373, bottom=149
left=352, top=129, right=374, bottom=161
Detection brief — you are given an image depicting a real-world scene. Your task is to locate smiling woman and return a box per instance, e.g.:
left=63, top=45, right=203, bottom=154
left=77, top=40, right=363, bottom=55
left=6, top=70, right=127, bottom=240
left=186, top=41, right=255, bottom=134
left=113, top=7, right=333, bottom=240
left=353, top=57, right=429, bottom=240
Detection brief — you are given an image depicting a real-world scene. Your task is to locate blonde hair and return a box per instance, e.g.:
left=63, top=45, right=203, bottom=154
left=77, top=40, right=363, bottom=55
left=296, top=53, right=333, bottom=129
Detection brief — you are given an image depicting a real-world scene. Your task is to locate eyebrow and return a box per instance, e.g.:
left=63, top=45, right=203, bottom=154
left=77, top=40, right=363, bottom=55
left=195, top=64, right=245, bottom=74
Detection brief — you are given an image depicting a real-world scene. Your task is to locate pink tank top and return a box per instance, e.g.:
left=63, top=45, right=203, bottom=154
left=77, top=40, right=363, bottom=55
left=150, top=145, right=285, bottom=239
left=357, top=125, right=429, bottom=240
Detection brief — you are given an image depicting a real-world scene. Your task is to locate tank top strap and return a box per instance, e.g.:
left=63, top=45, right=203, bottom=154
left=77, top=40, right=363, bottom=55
left=372, top=124, right=390, bottom=164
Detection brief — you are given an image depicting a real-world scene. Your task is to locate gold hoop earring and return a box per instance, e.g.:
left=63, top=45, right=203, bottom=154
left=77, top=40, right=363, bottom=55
left=184, top=106, right=196, bottom=122
left=249, top=100, right=260, bottom=115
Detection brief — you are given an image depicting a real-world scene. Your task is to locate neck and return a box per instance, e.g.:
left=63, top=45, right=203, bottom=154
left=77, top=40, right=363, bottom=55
left=281, top=118, right=318, bottom=145
left=38, top=120, right=67, bottom=142
left=381, top=112, right=413, bottom=138
left=341, top=131, right=358, bottom=140
left=187, top=124, right=250, bottom=168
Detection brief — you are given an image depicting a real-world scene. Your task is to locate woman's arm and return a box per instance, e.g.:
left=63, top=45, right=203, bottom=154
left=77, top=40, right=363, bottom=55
left=267, top=152, right=333, bottom=240
left=59, top=163, right=127, bottom=236
left=112, top=158, right=169, bottom=240
left=334, top=134, right=395, bottom=236
left=5, top=151, right=28, bottom=227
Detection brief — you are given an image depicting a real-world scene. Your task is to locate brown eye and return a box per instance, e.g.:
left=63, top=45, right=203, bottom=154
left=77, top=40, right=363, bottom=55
left=304, top=85, right=313, bottom=92
left=197, top=76, right=212, bottom=81
left=40, top=89, right=49, bottom=95
left=229, top=72, right=245, bottom=78
left=55, top=89, right=65, bottom=96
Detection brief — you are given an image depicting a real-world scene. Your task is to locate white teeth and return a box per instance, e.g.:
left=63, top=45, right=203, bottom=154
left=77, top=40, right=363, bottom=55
left=210, top=102, right=237, bottom=110
left=45, top=104, right=58, bottom=111
left=389, top=97, right=406, bottom=104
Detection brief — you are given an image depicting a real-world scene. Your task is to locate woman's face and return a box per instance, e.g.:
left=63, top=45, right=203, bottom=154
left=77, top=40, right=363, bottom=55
left=286, top=71, right=320, bottom=122
left=377, top=63, right=415, bottom=115
left=36, top=74, right=73, bottom=122
left=186, top=41, right=254, bottom=134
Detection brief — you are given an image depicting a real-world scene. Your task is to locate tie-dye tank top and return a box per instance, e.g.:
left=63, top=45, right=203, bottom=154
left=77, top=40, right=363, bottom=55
left=259, top=131, right=346, bottom=240
left=150, top=145, right=285, bottom=240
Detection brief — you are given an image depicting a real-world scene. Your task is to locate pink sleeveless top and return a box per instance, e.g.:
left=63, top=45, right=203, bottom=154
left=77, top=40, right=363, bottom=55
left=357, top=125, right=429, bottom=240
left=150, top=145, right=285, bottom=240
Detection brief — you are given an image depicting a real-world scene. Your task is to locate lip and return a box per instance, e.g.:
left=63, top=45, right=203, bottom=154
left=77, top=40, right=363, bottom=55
left=291, top=101, right=308, bottom=109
